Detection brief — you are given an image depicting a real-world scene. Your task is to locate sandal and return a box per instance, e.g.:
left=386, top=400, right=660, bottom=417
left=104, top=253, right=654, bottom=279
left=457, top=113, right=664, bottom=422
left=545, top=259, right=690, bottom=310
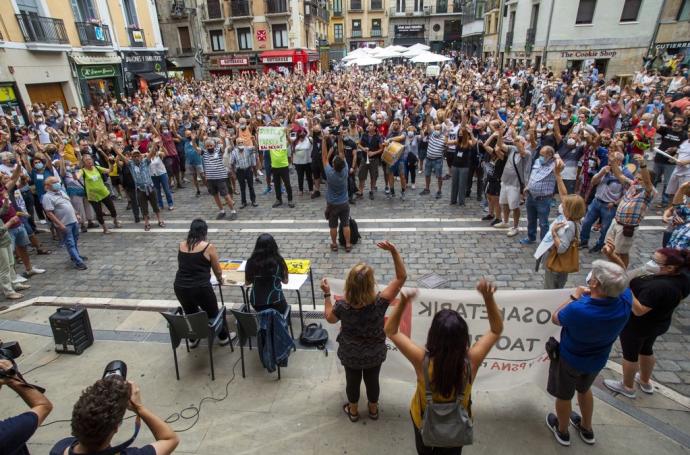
left=114, top=221, right=123, bottom=228
left=368, top=402, right=379, bottom=420
left=158, top=221, right=166, bottom=228
left=330, top=243, right=338, bottom=252
left=345, top=245, right=352, bottom=253
left=36, top=248, right=52, bottom=255
left=343, top=403, right=359, bottom=423
left=144, top=224, right=151, bottom=232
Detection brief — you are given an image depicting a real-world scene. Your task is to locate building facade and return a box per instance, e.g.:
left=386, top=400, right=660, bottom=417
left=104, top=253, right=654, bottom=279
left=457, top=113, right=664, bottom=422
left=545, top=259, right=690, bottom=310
left=327, top=0, right=346, bottom=61
left=460, top=0, right=484, bottom=57
left=169, top=0, right=328, bottom=77
left=649, top=0, right=690, bottom=73
left=0, top=0, right=165, bottom=119
left=481, top=0, right=501, bottom=60
left=345, top=0, right=387, bottom=51
left=498, top=0, right=663, bottom=77
left=387, top=0, right=471, bottom=52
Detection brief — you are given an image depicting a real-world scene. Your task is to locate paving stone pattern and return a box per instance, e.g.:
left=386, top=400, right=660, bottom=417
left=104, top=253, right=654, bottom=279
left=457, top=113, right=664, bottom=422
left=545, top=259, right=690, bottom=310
left=14, top=169, right=690, bottom=396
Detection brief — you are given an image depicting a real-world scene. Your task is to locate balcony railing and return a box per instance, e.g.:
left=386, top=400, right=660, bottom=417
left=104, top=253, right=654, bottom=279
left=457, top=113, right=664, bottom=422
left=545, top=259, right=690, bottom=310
left=370, top=0, right=383, bottom=10
left=334, top=36, right=344, bottom=43
left=351, top=29, right=362, bottom=37
left=370, top=28, right=382, bottom=37
left=333, top=8, right=343, bottom=16
left=317, top=6, right=329, bottom=21
left=128, top=27, right=146, bottom=47
left=75, top=22, right=112, bottom=46
left=525, top=27, right=535, bottom=46
left=505, top=30, right=513, bottom=49
left=266, top=0, right=289, bottom=14
left=15, top=13, right=68, bottom=44
left=231, top=0, right=252, bottom=17
left=389, top=4, right=462, bottom=16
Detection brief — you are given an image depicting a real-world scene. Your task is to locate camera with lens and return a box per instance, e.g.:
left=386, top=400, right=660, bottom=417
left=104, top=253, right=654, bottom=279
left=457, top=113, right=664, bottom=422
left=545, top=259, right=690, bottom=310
left=0, top=341, right=21, bottom=375
left=102, top=360, right=127, bottom=381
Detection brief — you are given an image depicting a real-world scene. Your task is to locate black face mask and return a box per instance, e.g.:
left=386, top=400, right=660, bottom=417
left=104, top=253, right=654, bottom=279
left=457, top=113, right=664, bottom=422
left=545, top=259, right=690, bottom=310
left=206, top=148, right=214, bottom=152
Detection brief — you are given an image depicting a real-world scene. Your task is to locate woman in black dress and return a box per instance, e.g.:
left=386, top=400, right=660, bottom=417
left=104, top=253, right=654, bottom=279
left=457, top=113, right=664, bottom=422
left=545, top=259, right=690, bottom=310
left=173, top=219, right=230, bottom=346
left=322, top=240, right=407, bottom=422
left=245, top=233, right=289, bottom=314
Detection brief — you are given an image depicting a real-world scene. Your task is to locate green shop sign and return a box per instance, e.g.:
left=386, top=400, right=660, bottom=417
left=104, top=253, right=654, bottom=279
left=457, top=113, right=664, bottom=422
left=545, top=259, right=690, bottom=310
left=80, top=65, right=117, bottom=80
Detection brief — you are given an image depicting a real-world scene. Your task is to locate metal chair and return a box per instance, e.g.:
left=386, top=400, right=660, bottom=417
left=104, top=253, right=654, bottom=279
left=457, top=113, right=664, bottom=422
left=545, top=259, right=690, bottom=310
left=231, top=308, right=293, bottom=380
left=160, top=306, right=232, bottom=381
left=247, top=275, right=295, bottom=339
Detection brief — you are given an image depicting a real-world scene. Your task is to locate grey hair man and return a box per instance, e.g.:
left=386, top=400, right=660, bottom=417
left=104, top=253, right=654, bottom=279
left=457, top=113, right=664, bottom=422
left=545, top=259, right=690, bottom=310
left=546, top=259, right=631, bottom=447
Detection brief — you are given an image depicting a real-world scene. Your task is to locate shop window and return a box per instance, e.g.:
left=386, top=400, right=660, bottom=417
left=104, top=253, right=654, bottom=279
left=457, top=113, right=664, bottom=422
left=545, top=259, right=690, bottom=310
left=678, top=0, right=690, bottom=21
left=272, top=23, right=288, bottom=48
left=575, top=0, right=596, bottom=24
left=210, top=30, right=225, bottom=51
left=620, top=0, right=641, bottom=22
left=237, top=27, right=252, bottom=50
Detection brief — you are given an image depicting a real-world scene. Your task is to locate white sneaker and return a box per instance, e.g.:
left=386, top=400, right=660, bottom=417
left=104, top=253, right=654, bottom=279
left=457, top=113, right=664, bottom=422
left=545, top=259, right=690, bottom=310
left=493, top=222, right=509, bottom=229
left=39, top=219, right=47, bottom=225
left=13, top=283, right=31, bottom=291
left=12, top=275, right=28, bottom=284
left=30, top=267, right=46, bottom=274
left=411, top=184, right=416, bottom=190
left=634, top=373, right=654, bottom=394
left=507, top=227, right=519, bottom=237
left=258, top=170, right=264, bottom=176
left=603, top=379, right=636, bottom=398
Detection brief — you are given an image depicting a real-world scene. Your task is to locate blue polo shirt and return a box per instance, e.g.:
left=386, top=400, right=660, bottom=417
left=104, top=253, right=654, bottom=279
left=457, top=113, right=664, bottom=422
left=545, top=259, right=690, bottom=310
left=558, top=288, right=632, bottom=373
left=0, top=411, right=38, bottom=455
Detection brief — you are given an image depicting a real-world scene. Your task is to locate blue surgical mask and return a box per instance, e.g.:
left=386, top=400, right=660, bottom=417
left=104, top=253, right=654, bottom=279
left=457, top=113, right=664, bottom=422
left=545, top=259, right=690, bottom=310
left=538, top=156, right=546, bottom=165
left=34, top=162, right=44, bottom=170
left=51, top=182, right=61, bottom=191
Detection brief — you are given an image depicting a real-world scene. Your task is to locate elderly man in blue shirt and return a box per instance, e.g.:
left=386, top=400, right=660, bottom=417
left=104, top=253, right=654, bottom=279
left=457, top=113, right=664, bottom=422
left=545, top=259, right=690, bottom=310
left=521, top=145, right=557, bottom=244
left=546, top=259, right=631, bottom=447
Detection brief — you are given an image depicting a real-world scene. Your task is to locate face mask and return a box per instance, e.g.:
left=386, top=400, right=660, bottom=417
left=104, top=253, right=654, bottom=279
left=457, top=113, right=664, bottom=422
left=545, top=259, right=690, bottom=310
left=498, top=108, right=506, bottom=114
left=51, top=182, right=61, bottom=191
left=560, top=114, right=568, bottom=120
left=407, top=131, right=414, bottom=137
left=567, top=138, right=576, bottom=147
left=639, top=120, right=647, bottom=127
left=538, top=156, right=547, bottom=166
left=163, top=129, right=169, bottom=134
left=585, top=271, right=592, bottom=285
left=432, top=131, right=441, bottom=137
left=644, top=260, right=661, bottom=274
left=289, top=133, right=297, bottom=141
left=34, top=162, right=44, bottom=170
left=240, top=124, right=247, bottom=130
left=547, top=123, right=554, bottom=130
left=558, top=204, right=564, bottom=215
left=376, top=120, right=383, bottom=125
left=206, top=148, right=214, bottom=153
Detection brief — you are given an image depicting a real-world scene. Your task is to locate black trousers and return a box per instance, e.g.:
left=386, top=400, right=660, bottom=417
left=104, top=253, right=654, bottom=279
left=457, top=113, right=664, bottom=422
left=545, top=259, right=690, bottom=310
left=413, top=422, right=463, bottom=455
left=125, top=187, right=140, bottom=222
left=174, top=285, right=229, bottom=339
left=344, top=364, right=381, bottom=404
left=272, top=167, right=293, bottom=202
left=295, top=164, right=313, bottom=192
left=466, top=163, right=483, bottom=197
left=90, top=196, right=117, bottom=226
left=236, top=168, right=256, bottom=204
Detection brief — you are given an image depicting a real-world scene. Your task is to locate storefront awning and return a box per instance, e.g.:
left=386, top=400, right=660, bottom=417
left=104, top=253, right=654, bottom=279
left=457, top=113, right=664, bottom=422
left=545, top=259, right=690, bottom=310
left=71, top=54, right=122, bottom=65
left=260, top=49, right=297, bottom=64
left=136, top=72, right=167, bottom=87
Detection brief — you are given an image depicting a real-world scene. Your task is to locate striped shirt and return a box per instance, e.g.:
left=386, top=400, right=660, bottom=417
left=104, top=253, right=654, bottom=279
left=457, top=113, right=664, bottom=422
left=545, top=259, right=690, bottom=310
left=426, top=134, right=446, bottom=160
left=202, top=144, right=228, bottom=180
left=230, top=147, right=256, bottom=170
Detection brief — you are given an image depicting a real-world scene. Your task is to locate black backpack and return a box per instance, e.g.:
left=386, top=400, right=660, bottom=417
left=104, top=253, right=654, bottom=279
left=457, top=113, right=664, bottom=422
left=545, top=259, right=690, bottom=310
left=338, top=217, right=361, bottom=246
left=300, top=323, right=329, bottom=355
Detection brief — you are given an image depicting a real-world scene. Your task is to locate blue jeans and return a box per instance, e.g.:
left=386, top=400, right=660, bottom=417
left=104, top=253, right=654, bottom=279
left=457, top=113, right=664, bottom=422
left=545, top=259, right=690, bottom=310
left=580, top=198, right=616, bottom=250
left=61, top=222, right=84, bottom=266
left=653, top=162, right=675, bottom=205
left=526, top=194, right=552, bottom=241
left=152, top=174, right=174, bottom=208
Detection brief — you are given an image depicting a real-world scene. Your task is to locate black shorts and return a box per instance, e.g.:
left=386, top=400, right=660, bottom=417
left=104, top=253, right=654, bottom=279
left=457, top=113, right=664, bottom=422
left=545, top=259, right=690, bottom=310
left=110, top=175, right=121, bottom=187
left=547, top=357, right=598, bottom=400
left=207, top=178, right=228, bottom=196
left=486, top=178, right=501, bottom=196
left=619, top=325, right=663, bottom=362
left=311, top=160, right=323, bottom=180
left=326, top=202, right=349, bottom=229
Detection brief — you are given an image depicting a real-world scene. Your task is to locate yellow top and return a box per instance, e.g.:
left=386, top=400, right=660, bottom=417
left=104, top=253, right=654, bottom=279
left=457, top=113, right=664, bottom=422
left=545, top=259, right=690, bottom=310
left=63, top=143, right=78, bottom=164
left=410, top=359, right=472, bottom=429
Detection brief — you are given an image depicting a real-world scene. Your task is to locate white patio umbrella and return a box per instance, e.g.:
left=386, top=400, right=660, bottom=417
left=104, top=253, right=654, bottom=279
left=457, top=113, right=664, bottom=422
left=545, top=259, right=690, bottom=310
left=400, top=47, right=427, bottom=58
left=410, top=52, right=452, bottom=63
left=345, top=55, right=383, bottom=66
left=342, top=48, right=369, bottom=61
left=364, top=46, right=384, bottom=54
left=385, top=45, right=407, bottom=52
left=409, top=43, right=431, bottom=51
left=372, top=48, right=403, bottom=59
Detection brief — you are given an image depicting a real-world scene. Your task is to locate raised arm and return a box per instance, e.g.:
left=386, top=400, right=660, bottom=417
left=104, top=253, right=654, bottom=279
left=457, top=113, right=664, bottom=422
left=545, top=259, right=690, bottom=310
left=384, top=290, right=426, bottom=374
left=377, top=241, right=407, bottom=301
left=467, top=279, right=503, bottom=379
left=553, top=158, right=568, bottom=198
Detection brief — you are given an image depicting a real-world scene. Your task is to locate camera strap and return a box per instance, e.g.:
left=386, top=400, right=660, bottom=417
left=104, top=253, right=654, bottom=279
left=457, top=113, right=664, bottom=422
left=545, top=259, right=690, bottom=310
left=0, top=358, right=46, bottom=393
left=67, top=416, right=141, bottom=455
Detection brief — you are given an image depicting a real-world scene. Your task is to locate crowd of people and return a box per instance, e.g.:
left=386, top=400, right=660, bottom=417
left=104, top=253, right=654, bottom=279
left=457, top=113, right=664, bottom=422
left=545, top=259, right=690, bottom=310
left=0, top=54, right=689, bottom=454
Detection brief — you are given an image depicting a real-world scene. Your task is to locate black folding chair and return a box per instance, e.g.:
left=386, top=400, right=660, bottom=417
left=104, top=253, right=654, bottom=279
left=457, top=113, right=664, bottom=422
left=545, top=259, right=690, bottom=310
left=247, top=275, right=295, bottom=339
left=160, top=306, right=232, bottom=381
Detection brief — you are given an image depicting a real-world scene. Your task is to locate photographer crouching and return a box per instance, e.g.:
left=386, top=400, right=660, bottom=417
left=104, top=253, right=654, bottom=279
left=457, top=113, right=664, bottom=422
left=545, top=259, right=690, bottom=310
left=0, top=342, right=53, bottom=454
left=50, top=361, right=179, bottom=455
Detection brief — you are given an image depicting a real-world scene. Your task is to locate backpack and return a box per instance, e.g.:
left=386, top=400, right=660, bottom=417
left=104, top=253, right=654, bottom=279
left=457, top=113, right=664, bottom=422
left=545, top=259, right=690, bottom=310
left=299, top=322, right=328, bottom=355
left=420, top=354, right=474, bottom=448
left=338, top=217, right=361, bottom=246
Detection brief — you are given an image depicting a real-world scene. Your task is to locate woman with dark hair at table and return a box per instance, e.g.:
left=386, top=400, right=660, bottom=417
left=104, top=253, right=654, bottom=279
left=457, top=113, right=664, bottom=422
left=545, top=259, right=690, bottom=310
left=173, top=218, right=230, bottom=347
left=245, top=233, right=289, bottom=313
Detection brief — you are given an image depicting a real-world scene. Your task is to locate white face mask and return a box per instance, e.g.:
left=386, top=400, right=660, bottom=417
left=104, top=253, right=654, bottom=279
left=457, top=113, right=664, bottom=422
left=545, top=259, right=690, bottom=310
left=567, top=138, right=576, bottom=147
left=558, top=204, right=564, bottom=216
left=644, top=260, right=661, bottom=274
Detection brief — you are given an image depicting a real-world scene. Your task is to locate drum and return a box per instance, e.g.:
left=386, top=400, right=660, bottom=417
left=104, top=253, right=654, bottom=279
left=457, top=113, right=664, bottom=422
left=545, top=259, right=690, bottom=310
left=382, top=141, right=404, bottom=166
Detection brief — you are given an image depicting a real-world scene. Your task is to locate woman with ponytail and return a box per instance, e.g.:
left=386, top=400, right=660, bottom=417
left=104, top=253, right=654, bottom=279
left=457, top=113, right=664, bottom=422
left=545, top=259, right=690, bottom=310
left=322, top=241, right=407, bottom=423
left=603, top=244, right=690, bottom=398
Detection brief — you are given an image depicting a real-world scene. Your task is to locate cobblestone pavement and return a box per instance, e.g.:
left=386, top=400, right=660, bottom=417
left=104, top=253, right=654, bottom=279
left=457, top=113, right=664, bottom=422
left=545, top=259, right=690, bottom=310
left=10, top=168, right=690, bottom=396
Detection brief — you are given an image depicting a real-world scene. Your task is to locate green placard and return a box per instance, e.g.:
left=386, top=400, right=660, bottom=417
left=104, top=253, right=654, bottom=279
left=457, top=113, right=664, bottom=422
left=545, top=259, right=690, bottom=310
left=258, top=127, right=286, bottom=151
left=80, top=65, right=117, bottom=80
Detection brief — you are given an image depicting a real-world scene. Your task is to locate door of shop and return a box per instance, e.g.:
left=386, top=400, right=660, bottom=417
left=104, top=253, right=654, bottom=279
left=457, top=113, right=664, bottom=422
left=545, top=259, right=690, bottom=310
left=26, top=82, right=68, bottom=110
